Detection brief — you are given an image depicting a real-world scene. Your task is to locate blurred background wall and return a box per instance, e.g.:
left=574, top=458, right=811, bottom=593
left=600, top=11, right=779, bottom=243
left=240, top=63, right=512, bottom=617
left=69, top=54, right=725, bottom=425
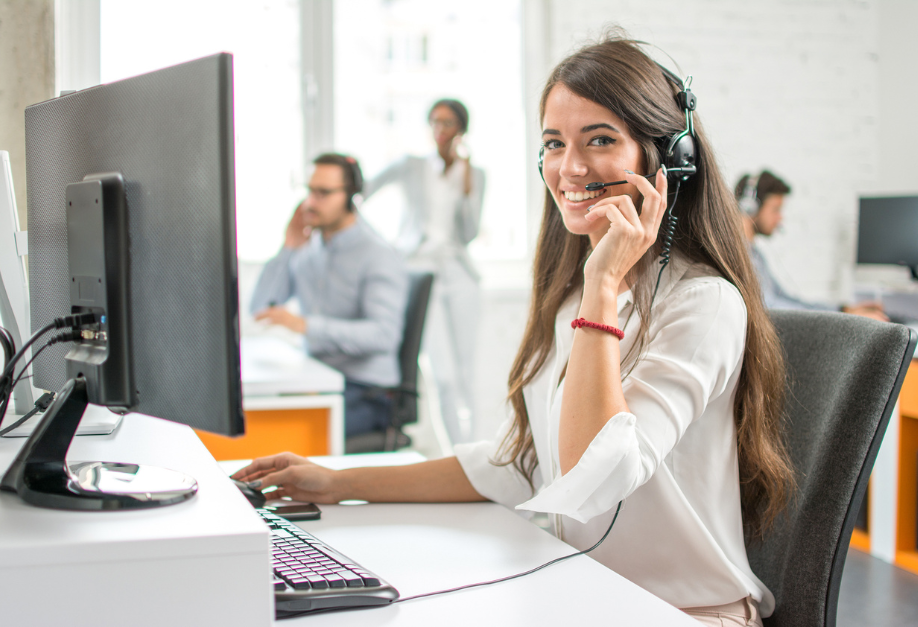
left=2, top=0, right=915, bottom=441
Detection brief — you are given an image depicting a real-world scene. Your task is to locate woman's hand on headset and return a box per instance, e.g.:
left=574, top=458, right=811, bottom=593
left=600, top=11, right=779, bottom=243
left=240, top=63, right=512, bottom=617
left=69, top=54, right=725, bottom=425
left=582, top=168, right=668, bottom=291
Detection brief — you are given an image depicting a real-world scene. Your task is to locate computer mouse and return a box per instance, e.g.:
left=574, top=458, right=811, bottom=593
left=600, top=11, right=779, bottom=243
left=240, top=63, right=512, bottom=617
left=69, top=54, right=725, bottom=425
left=232, top=479, right=267, bottom=507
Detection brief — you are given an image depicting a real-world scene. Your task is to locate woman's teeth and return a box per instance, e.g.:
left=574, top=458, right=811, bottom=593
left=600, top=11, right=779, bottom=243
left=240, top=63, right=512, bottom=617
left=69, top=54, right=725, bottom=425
left=562, top=189, right=602, bottom=202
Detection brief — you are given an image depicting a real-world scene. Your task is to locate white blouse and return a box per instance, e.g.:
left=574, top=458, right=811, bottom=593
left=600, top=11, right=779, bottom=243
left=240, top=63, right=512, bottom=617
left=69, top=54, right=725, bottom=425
left=454, top=254, right=775, bottom=615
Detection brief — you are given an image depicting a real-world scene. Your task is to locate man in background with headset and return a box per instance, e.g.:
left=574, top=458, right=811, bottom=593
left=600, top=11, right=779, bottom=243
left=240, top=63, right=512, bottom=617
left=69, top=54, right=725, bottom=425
left=251, top=153, right=410, bottom=439
left=735, top=170, right=887, bottom=319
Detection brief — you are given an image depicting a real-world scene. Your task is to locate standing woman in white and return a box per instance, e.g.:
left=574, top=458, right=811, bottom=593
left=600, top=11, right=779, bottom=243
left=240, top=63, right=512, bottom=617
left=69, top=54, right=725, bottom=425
left=362, top=99, right=486, bottom=445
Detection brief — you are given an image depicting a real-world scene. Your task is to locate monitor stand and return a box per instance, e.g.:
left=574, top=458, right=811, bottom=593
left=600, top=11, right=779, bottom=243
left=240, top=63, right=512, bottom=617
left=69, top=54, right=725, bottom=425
left=0, top=377, right=197, bottom=510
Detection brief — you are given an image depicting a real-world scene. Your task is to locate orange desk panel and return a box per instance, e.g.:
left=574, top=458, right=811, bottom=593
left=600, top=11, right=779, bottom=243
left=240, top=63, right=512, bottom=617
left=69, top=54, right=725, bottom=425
left=894, top=362, right=918, bottom=575
left=195, top=407, right=330, bottom=461
left=850, top=528, right=870, bottom=553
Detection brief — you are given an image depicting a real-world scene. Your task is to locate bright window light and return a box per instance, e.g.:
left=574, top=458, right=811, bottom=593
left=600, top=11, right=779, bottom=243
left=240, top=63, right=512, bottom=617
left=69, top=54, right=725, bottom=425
left=100, top=0, right=304, bottom=262
left=333, top=0, right=526, bottom=260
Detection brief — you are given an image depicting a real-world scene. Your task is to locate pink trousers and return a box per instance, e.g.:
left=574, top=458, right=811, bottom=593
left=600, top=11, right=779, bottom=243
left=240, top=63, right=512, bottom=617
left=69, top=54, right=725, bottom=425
left=681, top=596, right=764, bottom=627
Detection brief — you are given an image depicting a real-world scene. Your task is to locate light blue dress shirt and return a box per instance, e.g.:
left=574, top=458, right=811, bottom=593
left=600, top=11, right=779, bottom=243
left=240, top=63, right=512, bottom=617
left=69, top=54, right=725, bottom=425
left=750, top=244, right=833, bottom=311
left=250, top=218, right=409, bottom=387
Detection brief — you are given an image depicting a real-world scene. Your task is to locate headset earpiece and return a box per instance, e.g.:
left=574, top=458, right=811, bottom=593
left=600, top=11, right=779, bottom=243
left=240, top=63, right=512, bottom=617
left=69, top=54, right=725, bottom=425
left=664, top=130, right=696, bottom=180
left=538, top=145, right=545, bottom=182
left=656, top=65, right=697, bottom=183
left=343, top=156, right=363, bottom=211
left=344, top=156, right=363, bottom=195
left=738, top=174, right=760, bottom=216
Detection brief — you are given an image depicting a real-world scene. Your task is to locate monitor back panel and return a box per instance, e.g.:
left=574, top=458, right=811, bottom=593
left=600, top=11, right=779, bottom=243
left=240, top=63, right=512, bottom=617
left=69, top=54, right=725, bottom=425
left=857, top=195, right=918, bottom=268
left=24, top=54, right=244, bottom=435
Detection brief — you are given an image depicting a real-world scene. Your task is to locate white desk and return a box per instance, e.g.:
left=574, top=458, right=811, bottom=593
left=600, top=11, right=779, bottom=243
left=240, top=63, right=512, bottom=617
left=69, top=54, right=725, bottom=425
left=282, top=502, right=696, bottom=626
left=239, top=335, right=345, bottom=456
left=0, top=417, right=696, bottom=626
left=0, top=414, right=274, bottom=627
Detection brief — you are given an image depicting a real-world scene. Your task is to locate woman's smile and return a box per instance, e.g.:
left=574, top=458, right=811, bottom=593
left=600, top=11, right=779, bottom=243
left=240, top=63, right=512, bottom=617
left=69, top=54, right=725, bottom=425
left=561, top=188, right=607, bottom=204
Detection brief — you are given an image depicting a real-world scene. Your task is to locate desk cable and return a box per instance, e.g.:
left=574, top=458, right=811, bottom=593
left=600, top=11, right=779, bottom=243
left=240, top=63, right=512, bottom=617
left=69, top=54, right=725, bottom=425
left=0, top=314, right=97, bottom=433
left=0, top=331, right=75, bottom=436
left=279, top=502, right=623, bottom=620
left=395, top=500, right=622, bottom=604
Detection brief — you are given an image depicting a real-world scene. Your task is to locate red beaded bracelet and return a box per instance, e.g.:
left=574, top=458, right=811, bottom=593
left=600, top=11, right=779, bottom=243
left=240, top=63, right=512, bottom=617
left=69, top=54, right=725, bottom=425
left=571, top=317, right=625, bottom=340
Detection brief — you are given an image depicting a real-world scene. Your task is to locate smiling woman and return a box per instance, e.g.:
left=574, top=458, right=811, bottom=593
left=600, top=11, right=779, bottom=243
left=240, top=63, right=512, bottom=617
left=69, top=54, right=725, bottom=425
left=233, top=31, right=794, bottom=627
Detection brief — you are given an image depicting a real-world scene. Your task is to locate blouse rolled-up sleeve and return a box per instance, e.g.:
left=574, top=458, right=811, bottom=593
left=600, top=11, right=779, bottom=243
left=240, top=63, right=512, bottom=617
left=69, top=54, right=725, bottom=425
left=454, top=417, right=540, bottom=513
left=516, top=278, right=747, bottom=523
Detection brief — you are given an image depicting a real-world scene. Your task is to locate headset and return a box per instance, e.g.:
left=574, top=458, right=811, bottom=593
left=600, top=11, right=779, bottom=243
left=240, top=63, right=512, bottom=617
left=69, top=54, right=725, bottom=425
left=737, top=174, right=760, bottom=216
left=537, top=62, right=698, bottom=186
left=342, top=155, right=364, bottom=211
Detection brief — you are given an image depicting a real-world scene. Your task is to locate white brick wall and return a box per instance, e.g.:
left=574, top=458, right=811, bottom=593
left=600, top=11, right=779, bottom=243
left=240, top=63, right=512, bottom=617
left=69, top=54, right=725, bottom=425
left=540, top=0, right=880, bottom=304
left=449, top=1, right=918, bottom=446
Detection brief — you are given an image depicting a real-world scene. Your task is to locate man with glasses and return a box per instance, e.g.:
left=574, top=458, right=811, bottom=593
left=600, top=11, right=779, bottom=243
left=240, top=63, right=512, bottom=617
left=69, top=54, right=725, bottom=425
left=251, top=153, right=409, bottom=439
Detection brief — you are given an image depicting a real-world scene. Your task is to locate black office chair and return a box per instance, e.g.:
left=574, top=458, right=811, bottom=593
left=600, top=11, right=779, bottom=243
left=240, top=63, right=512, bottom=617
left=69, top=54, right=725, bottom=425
left=746, top=310, right=916, bottom=627
left=345, top=271, right=434, bottom=454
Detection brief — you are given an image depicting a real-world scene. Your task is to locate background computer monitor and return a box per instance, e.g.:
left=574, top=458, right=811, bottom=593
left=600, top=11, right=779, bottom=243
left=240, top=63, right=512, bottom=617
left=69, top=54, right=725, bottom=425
left=25, top=53, right=244, bottom=435
left=857, top=195, right=918, bottom=280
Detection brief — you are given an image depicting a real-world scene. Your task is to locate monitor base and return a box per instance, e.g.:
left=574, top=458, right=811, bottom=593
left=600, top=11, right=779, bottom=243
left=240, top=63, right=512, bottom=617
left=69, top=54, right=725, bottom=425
left=0, top=377, right=197, bottom=510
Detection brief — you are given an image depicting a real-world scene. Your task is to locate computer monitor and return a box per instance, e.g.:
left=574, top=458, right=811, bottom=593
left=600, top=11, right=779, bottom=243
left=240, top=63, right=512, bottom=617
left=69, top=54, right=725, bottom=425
left=857, top=195, right=918, bottom=280
left=0, top=54, right=244, bottom=510
left=0, top=150, right=33, bottom=414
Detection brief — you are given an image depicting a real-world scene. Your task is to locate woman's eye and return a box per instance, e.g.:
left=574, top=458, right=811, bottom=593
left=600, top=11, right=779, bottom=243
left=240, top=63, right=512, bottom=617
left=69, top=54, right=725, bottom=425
left=543, top=139, right=564, bottom=150
left=589, top=135, right=615, bottom=147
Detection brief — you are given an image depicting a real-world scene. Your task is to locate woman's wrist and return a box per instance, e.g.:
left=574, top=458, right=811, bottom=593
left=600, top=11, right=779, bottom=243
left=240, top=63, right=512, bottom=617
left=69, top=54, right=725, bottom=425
left=578, top=285, right=620, bottom=325
left=331, top=468, right=358, bottom=502
left=583, top=273, right=623, bottom=298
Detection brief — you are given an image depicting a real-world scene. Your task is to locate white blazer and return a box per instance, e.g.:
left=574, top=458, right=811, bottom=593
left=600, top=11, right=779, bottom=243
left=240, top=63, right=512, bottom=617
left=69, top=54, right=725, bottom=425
left=363, top=154, right=485, bottom=279
left=454, top=254, right=775, bottom=615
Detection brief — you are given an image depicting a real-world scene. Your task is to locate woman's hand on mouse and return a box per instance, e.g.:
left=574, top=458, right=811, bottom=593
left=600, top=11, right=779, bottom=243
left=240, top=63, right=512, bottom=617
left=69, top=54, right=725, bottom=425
left=232, top=452, right=340, bottom=504
left=582, top=168, right=668, bottom=290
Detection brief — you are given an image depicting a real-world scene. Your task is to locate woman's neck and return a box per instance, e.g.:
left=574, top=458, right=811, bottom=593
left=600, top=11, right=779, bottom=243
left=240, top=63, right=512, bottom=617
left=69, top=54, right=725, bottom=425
left=437, top=146, right=454, bottom=171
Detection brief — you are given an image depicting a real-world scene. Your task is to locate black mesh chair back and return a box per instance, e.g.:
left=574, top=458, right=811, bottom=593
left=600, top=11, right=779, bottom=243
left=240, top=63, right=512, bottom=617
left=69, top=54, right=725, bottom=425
left=345, top=271, right=434, bottom=453
left=747, top=310, right=916, bottom=627
left=390, top=271, right=435, bottom=432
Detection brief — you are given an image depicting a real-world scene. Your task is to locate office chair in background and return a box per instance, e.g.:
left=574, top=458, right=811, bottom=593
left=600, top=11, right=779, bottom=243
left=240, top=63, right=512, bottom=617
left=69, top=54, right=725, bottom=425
left=747, top=310, right=916, bottom=627
left=346, top=272, right=434, bottom=454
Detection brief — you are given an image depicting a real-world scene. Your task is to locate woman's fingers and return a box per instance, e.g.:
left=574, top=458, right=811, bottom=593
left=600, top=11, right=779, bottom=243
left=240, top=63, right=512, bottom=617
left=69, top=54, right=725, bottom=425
left=624, top=168, right=667, bottom=233
left=250, top=458, right=336, bottom=501
left=584, top=195, right=640, bottom=228
left=231, top=456, right=280, bottom=481
left=231, top=452, right=305, bottom=481
left=258, top=466, right=304, bottom=492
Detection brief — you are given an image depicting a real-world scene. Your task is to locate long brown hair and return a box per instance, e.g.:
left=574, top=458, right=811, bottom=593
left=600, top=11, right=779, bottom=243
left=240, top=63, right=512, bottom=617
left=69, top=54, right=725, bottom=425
left=496, top=32, right=795, bottom=539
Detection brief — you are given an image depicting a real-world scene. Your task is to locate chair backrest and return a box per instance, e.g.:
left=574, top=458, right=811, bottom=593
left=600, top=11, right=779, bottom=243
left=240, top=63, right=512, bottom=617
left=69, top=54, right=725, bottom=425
left=747, top=310, right=916, bottom=627
left=391, top=271, right=434, bottom=428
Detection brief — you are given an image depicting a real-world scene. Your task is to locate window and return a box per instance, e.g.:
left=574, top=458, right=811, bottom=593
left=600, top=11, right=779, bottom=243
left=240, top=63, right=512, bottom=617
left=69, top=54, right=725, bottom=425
left=99, top=0, right=527, bottom=263
left=333, top=0, right=526, bottom=260
left=100, top=0, right=304, bottom=262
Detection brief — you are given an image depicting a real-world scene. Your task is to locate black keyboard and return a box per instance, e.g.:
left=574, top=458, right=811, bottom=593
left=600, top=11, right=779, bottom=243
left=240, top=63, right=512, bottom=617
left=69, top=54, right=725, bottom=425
left=258, top=509, right=399, bottom=616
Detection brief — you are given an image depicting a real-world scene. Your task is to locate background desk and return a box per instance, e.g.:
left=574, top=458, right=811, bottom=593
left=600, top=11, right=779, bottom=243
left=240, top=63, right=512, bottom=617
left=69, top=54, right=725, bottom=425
left=196, top=335, right=346, bottom=458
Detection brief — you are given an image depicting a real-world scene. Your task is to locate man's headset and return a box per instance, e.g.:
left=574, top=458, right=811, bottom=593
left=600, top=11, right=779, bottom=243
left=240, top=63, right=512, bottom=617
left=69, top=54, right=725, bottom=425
left=737, top=174, right=760, bottom=216
left=343, top=156, right=364, bottom=211
left=537, top=62, right=698, bottom=187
